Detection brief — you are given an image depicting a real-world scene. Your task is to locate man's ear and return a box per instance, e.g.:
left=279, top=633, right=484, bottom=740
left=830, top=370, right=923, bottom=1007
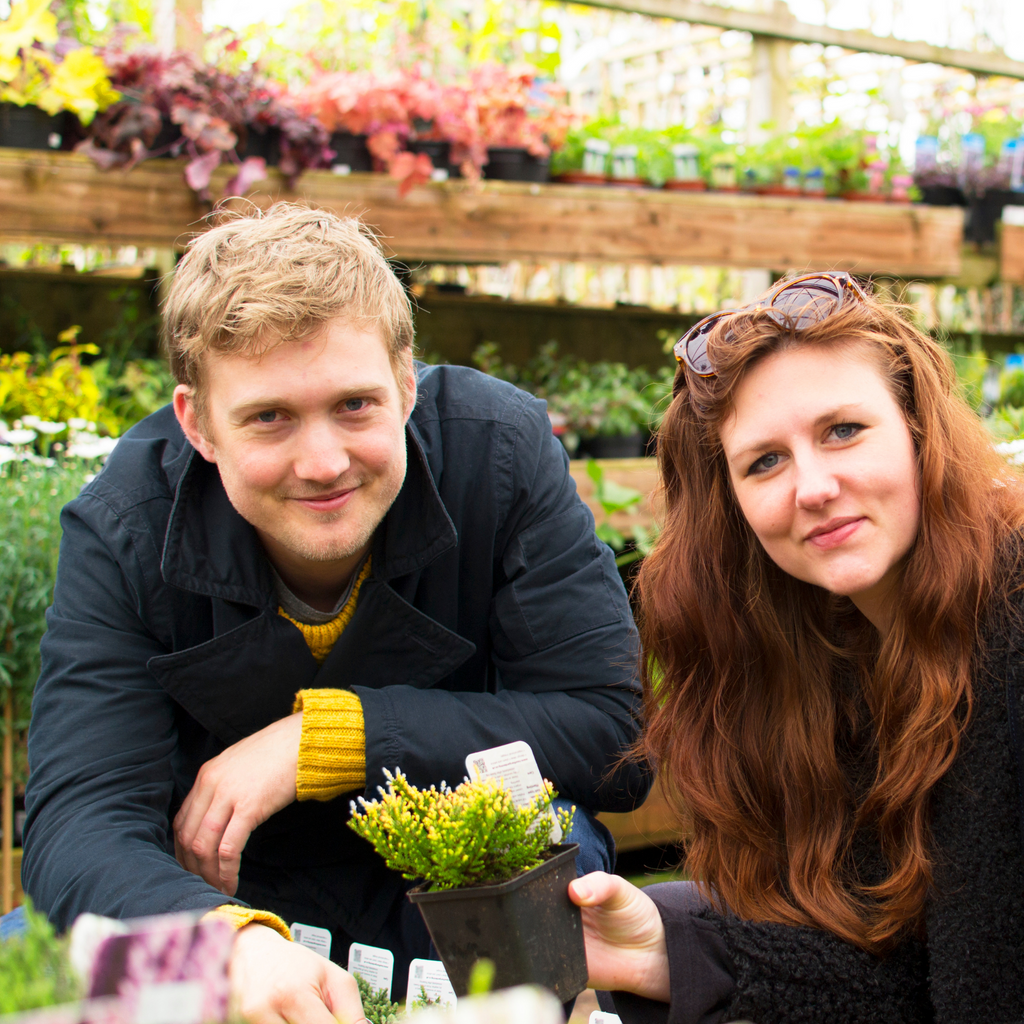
left=172, top=385, right=217, bottom=463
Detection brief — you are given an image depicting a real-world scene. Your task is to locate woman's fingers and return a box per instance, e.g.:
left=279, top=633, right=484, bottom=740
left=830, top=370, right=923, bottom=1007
left=569, top=872, right=671, bottom=1001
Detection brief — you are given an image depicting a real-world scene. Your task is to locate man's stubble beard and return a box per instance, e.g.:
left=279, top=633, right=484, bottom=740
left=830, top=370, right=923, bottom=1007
left=277, top=459, right=406, bottom=565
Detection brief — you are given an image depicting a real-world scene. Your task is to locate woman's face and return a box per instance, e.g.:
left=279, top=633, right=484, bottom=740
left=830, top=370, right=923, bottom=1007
left=718, top=342, right=921, bottom=630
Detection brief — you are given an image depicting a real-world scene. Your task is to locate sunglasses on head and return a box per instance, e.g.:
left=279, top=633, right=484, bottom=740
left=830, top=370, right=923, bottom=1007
left=673, top=273, right=870, bottom=381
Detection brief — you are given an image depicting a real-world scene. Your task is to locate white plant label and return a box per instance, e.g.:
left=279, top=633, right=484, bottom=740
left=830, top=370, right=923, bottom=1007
left=465, top=740, right=562, bottom=843
left=590, top=1013, right=623, bottom=1024
left=133, top=981, right=204, bottom=1024
left=405, top=958, right=458, bottom=1013
left=347, top=942, right=394, bottom=1000
left=291, top=922, right=332, bottom=960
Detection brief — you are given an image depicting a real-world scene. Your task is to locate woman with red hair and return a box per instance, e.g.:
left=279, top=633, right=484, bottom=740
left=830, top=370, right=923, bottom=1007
left=570, top=274, right=1024, bottom=1023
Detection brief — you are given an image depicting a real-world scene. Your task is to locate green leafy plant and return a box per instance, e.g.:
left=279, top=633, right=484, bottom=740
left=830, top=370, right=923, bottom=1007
left=472, top=342, right=670, bottom=440
left=349, top=769, right=574, bottom=892
left=586, top=459, right=659, bottom=568
left=0, top=898, right=81, bottom=1014
left=1, top=458, right=93, bottom=784
left=354, top=974, right=401, bottom=1024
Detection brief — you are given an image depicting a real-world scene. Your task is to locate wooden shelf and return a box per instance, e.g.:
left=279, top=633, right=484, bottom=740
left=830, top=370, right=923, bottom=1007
left=1001, top=223, right=1024, bottom=284
left=0, top=149, right=963, bottom=278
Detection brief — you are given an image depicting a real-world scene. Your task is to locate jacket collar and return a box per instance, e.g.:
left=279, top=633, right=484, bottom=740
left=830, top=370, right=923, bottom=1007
left=161, top=421, right=457, bottom=605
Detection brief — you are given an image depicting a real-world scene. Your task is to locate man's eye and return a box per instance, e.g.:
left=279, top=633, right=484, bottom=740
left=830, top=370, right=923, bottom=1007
left=343, top=398, right=367, bottom=412
left=257, top=410, right=278, bottom=423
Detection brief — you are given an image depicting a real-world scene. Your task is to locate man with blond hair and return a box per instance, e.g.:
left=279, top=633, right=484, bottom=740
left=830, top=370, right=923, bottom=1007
left=23, top=204, right=647, bottom=1022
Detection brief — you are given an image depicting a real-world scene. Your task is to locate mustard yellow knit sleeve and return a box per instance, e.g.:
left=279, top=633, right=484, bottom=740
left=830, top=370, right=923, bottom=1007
left=292, top=688, right=366, bottom=801
left=203, top=904, right=292, bottom=940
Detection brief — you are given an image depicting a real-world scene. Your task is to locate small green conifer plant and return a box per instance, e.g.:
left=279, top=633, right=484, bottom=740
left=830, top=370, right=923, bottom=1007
left=349, top=770, right=574, bottom=891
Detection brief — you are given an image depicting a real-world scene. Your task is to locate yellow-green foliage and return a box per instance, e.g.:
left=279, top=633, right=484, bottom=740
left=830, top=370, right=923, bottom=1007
left=0, top=328, right=112, bottom=437
left=349, top=769, right=574, bottom=891
left=0, top=0, right=118, bottom=123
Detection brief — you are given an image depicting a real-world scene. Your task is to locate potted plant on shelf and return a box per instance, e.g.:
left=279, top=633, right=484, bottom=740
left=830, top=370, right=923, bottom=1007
left=0, top=0, right=119, bottom=150
left=81, top=47, right=329, bottom=200
left=552, top=361, right=664, bottom=459
left=473, top=63, right=574, bottom=182
left=349, top=769, right=586, bottom=1001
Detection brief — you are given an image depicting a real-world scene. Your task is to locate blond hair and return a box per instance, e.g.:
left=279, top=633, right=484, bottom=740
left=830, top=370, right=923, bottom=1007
left=163, top=203, right=415, bottom=416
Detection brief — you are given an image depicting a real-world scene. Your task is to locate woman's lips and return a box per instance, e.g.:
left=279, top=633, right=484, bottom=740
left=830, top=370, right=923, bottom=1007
left=806, top=517, right=864, bottom=550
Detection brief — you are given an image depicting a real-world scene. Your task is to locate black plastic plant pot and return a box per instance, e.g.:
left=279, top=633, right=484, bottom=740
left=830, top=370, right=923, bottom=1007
left=329, top=131, right=372, bottom=172
left=407, top=843, right=587, bottom=1001
left=408, top=138, right=452, bottom=172
left=0, top=102, right=63, bottom=150
left=241, top=126, right=281, bottom=166
left=582, top=434, right=646, bottom=459
left=484, top=146, right=550, bottom=182
left=918, top=184, right=966, bottom=207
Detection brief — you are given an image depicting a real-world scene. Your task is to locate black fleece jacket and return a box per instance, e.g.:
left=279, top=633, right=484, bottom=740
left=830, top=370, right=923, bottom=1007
left=610, top=599, right=1024, bottom=1024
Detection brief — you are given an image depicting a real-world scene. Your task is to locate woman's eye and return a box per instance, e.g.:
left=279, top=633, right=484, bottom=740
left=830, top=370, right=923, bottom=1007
left=748, top=452, right=780, bottom=475
left=256, top=410, right=278, bottom=423
left=831, top=422, right=862, bottom=440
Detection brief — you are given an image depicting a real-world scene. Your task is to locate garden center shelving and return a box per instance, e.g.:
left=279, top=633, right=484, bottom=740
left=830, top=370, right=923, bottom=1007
left=0, top=149, right=964, bottom=277
left=0, top=145, right=972, bottom=883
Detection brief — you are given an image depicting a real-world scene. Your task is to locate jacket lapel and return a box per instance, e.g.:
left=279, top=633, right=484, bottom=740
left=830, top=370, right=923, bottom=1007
left=148, top=610, right=318, bottom=746
left=314, top=577, right=475, bottom=690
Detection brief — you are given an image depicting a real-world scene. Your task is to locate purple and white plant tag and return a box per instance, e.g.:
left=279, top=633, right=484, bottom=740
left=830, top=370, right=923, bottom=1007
left=82, top=913, right=233, bottom=1024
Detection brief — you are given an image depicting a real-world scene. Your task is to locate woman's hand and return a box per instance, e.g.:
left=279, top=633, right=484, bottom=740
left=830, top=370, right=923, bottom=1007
left=569, top=872, right=670, bottom=1002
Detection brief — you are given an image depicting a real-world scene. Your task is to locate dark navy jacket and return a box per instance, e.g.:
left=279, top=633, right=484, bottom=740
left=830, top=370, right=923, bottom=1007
left=23, top=364, right=648, bottom=941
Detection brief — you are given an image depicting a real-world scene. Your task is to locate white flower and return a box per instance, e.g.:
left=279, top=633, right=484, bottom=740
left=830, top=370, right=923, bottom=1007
left=995, top=439, right=1024, bottom=465
left=0, top=447, right=20, bottom=465
left=33, top=420, right=66, bottom=435
left=67, top=434, right=119, bottom=460
left=68, top=417, right=89, bottom=430
left=2, top=429, right=38, bottom=445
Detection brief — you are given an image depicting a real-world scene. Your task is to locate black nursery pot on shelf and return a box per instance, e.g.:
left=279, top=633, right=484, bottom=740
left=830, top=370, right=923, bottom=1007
left=484, top=145, right=550, bottom=182
left=240, top=125, right=281, bottom=166
left=329, top=131, right=372, bottom=172
left=408, top=138, right=453, bottom=176
left=582, top=434, right=647, bottom=459
left=0, top=102, right=64, bottom=150
left=407, top=843, right=587, bottom=1001
left=965, top=188, right=1024, bottom=246
left=918, top=184, right=966, bottom=207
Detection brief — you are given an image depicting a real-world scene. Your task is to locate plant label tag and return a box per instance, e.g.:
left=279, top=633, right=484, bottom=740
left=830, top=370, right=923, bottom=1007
left=290, top=922, right=332, bottom=960
left=134, top=981, right=204, bottom=1024
left=405, top=959, right=458, bottom=1013
left=347, top=942, right=394, bottom=1000
left=589, top=1013, right=623, bottom=1024
left=465, top=740, right=562, bottom=843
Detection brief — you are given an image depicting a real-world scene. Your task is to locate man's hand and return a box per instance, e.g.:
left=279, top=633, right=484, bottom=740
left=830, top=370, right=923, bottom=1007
left=568, top=872, right=670, bottom=1001
left=174, top=713, right=303, bottom=896
left=230, top=924, right=368, bottom=1024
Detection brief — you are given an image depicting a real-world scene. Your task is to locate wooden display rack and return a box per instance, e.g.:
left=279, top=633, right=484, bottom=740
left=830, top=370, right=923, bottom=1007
left=0, top=149, right=963, bottom=277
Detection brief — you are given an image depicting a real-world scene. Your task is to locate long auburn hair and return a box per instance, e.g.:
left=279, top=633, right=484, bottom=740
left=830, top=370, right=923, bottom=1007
left=636, top=285, right=1024, bottom=953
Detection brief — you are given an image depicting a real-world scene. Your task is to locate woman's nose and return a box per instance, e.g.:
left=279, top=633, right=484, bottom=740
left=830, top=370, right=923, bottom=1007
left=793, top=454, right=841, bottom=509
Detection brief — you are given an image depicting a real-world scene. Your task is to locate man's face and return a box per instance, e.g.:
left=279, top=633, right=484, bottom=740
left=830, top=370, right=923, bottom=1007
left=175, top=319, right=415, bottom=581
